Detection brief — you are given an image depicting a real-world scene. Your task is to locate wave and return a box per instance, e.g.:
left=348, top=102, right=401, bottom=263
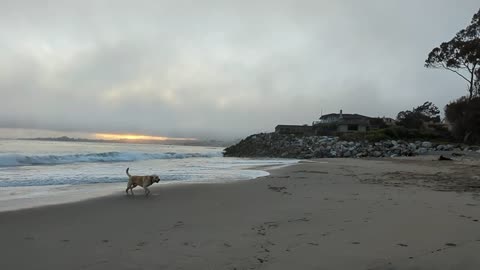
left=0, top=151, right=223, bottom=167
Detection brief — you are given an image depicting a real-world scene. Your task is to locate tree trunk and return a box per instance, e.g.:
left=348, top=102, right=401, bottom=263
left=463, top=131, right=472, bottom=144
left=469, top=68, right=475, bottom=100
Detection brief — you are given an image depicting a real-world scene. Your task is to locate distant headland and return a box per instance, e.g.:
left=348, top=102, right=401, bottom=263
left=18, top=136, right=234, bottom=147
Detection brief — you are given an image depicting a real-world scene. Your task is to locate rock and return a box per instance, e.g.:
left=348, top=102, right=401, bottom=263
left=421, top=141, right=432, bottom=148
left=222, top=132, right=478, bottom=160
left=303, top=154, right=314, bottom=159
left=469, top=146, right=480, bottom=151
left=408, top=143, right=417, bottom=150
left=416, top=148, right=428, bottom=154
left=439, top=155, right=452, bottom=161
left=444, top=144, right=454, bottom=151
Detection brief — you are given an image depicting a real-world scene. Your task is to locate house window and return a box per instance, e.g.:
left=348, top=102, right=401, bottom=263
left=348, top=124, right=358, bottom=131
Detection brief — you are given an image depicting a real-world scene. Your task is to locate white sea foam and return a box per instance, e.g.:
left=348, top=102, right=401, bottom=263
left=0, top=151, right=223, bottom=167
left=0, top=140, right=298, bottom=211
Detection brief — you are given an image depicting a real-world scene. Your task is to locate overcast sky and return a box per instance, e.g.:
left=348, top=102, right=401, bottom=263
left=0, top=0, right=478, bottom=140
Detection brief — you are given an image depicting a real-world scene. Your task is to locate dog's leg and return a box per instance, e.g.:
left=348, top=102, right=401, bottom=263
left=126, top=179, right=135, bottom=195
left=130, top=184, right=138, bottom=195
left=143, top=186, right=150, bottom=196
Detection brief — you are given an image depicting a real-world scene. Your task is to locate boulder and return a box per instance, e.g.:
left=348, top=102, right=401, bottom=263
left=416, top=148, right=428, bottom=154
left=421, top=141, right=433, bottom=148
left=408, top=143, right=417, bottom=150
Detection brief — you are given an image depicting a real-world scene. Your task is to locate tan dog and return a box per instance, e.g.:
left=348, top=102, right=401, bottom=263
left=125, top=168, right=160, bottom=196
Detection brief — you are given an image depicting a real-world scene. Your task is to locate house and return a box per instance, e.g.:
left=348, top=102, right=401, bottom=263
left=382, top=117, right=396, bottom=126
left=275, top=110, right=391, bottom=136
left=314, top=110, right=372, bottom=133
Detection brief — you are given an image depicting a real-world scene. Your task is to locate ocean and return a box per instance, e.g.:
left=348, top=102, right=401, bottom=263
left=0, top=140, right=296, bottom=211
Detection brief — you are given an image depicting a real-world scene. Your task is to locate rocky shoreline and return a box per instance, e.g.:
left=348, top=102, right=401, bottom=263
left=223, top=133, right=479, bottom=159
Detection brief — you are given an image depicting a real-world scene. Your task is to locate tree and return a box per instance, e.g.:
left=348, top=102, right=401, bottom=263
left=445, top=96, right=480, bottom=143
left=425, top=8, right=480, bottom=100
left=396, top=101, right=440, bottom=129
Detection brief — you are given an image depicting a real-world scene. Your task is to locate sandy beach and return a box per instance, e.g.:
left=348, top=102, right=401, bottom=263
left=1, top=157, right=480, bottom=270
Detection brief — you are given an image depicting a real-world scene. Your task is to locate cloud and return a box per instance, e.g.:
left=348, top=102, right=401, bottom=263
left=0, top=0, right=479, bottom=139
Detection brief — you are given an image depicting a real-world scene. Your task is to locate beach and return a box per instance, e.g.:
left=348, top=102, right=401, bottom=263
left=1, top=157, right=480, bottom=270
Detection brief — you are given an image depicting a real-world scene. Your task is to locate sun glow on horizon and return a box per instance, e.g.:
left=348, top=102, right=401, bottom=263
left=95, top=133, right=196, bottom=141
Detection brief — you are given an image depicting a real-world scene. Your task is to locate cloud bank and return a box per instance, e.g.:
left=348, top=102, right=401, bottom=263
left=1, top=0, right=478, bottom=139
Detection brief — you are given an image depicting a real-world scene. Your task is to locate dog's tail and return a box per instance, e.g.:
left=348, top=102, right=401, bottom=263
left=126, top=167, right=131, bottom=177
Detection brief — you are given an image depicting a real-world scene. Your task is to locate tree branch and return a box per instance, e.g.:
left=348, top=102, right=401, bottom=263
left=463, top=62, right=473, bottom=73
left=441, top=63, right=472, bottom=83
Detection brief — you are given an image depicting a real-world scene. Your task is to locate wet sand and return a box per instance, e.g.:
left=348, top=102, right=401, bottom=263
left=1, top=157, right=480, bottom=270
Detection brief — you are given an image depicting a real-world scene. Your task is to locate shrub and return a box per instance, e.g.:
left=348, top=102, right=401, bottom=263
left=445, top=96, right=480, bottom=144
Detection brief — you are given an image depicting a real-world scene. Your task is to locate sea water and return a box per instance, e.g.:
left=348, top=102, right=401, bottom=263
left=0, top=140, right=296, bottom=211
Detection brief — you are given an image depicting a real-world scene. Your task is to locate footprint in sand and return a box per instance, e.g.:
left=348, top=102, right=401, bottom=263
left=173, top=221, right=184, bottom=228
left=61, top=239, right=70, bottom=243
left=257, top=258, right=266, bottom=263
left=268, top=185, right=287, bottom=193
left=182, top=241, right=198, bottom=247
left=24, top=236, right=35, bottom=241
left=287, top=217, right=310, bottom=223
left=137, top=241, right=148, bottom=247
left=351, top=241, right=361, bottom=245
left=445, top=243, right=457, bottom=247
left=397, top=243, right=408, bottom=247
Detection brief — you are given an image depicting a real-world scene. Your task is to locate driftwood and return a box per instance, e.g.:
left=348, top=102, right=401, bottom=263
left=438, top=155, right=453, bottom=161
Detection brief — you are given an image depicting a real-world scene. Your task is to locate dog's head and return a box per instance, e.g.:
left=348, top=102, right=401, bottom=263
left=151, top=175, right=161, bottom=183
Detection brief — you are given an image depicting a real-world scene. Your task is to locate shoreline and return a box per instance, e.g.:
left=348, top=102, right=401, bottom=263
left=0, top=161, right=297, bottom=213
left=1, top=157, right=480, bottom=269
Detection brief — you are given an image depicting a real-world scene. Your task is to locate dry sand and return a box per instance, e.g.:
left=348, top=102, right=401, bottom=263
left=1, top=157, right=480, bottom=270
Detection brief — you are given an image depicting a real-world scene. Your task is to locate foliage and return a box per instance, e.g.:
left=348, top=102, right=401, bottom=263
left=396, top=101, right=440, bottom=129
left=425, top=8, right=480, bottom=99
left=339, top=126, right=447, bottom=142
left=369, top=118, right=389, bottom=129
left=445, top=96, right=480, bottom=144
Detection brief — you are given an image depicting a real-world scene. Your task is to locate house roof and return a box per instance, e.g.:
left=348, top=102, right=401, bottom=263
left=275, top=125, right=311, bottom=129
left=319, top=113, right=371, bottom=120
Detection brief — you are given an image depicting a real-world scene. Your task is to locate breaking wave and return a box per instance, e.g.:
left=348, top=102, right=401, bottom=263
left=0, top=151, right=223, bottom=167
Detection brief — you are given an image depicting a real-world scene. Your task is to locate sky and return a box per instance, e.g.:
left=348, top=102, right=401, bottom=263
left=0, top=0, right=479, bottom=140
